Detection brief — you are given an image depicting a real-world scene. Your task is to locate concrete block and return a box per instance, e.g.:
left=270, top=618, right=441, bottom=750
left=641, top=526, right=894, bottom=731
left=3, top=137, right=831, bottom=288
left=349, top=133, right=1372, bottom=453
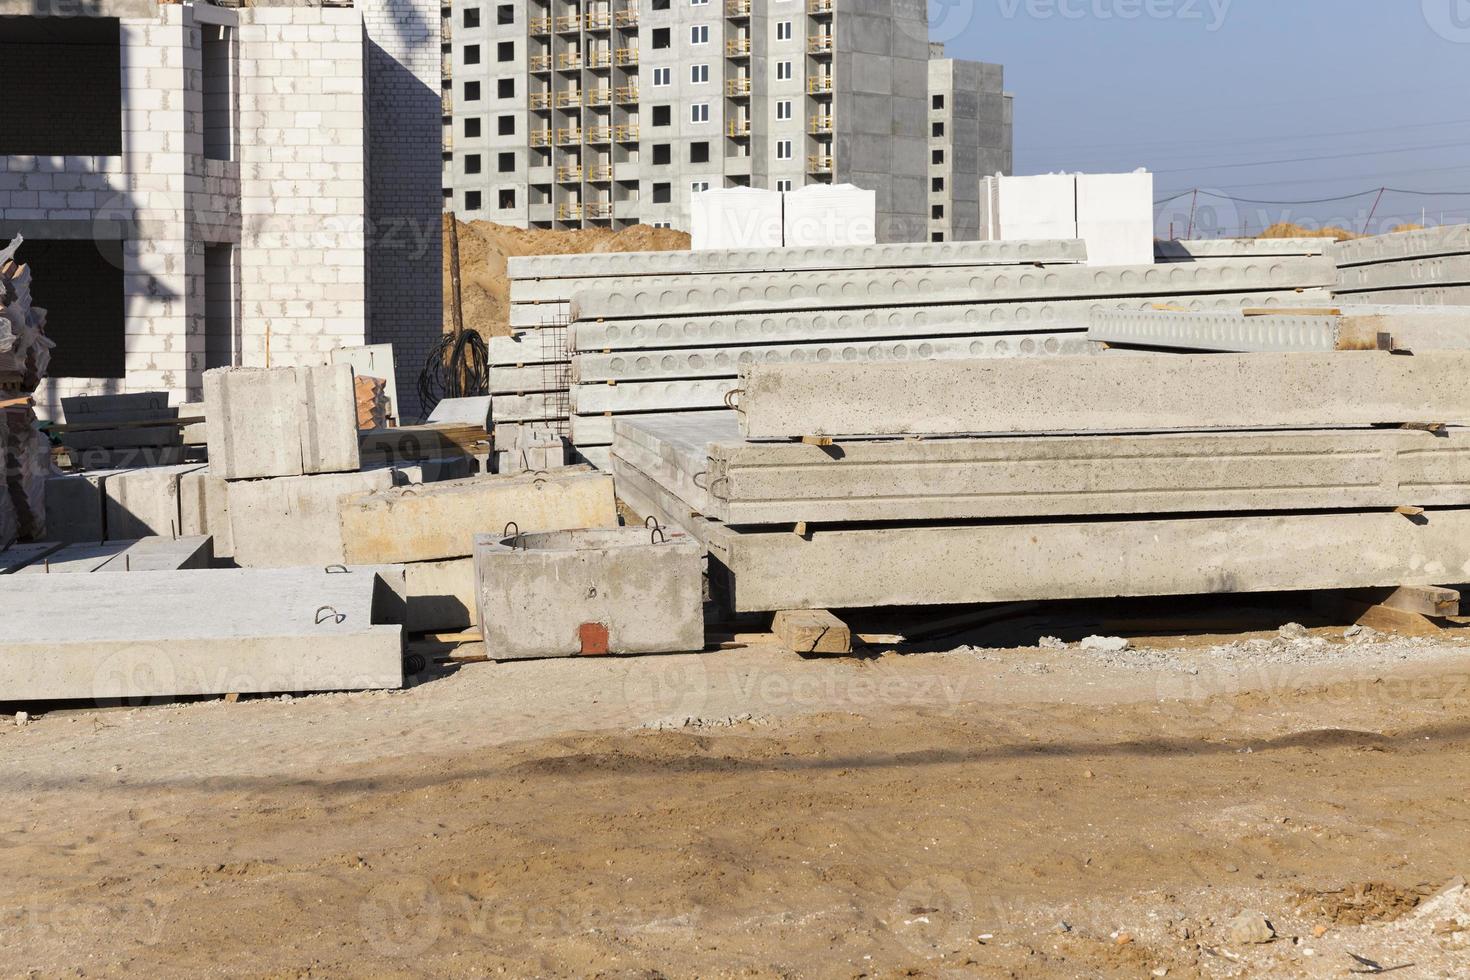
left=44, top=470, right=126, bottom=544
left=18, top=535, right=214, bottom=574
left=0, top=567, right=404, bottom=701
left=473, top=526, right=704, bottom=659
left=204, top=365, right=360, bottom=479
left=613, top=411, right=1470, bottom=525
left=104, top=464, right=207, bottom=541
left=59, top=392, right=172, bottom=424
left=613, top=455, right=1470, bottom=613
left=338, top=469, right=617, bottom=565
left=1075, top=172, right=1155, bottom=267
left=570, top=290, right=1335, bottom=352
left=403, top=557, right=476, bottom=633
left=228, top=466, right=409, bottom=568
left=426, top=396, right=491, bottom=429
left=773, top=609, right=851, bottom=655
left=736, top=351, right=1470, bottom=439
left=179, top=469, right=234, bottom=558
left=0, top=542, right=63, bottom=574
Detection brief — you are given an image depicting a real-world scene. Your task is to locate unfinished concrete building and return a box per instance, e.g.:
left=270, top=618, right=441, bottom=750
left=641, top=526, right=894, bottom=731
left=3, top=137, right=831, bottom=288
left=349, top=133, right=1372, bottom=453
left=441, top=0, right=991, bottom=242
left=927, top=44, right=1012, bottom=243
left=0, top=0, right=443, bottom=419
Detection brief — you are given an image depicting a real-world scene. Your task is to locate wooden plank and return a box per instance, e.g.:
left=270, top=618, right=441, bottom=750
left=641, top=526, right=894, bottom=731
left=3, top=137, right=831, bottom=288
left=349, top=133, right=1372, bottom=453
left=1353, top=604, right=1445, bottom=638
left=773, top=609, right=851, bottom=655
left=1379, top=585, right=1460, bottom=617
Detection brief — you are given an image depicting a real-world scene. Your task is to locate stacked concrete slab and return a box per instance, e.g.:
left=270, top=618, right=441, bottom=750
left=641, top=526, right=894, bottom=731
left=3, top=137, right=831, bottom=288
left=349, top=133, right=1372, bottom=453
left=1090, top=306, right=1470, bottom=354
left=612, top=350, right=1470, bottom=613
left=560, top=244, right=1337, bottom=468
left=1154, top=238, right=1332, bottom=264
left=1333, top=225, right=1470, bottom=304
left=57, top=393, right=205, bottom=469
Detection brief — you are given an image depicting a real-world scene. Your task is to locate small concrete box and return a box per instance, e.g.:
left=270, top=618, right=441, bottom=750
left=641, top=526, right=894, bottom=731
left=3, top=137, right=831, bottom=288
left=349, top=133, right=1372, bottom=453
left=474, top=527, right=705, bottom=659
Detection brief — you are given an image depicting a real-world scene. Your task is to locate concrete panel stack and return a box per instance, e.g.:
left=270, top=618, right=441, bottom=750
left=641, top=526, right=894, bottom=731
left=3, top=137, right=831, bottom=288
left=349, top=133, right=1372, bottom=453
left=1333, top=225, right=1470, bottom=304
left=1155, top=238, right=1332, bottom=263
left=1, top=240, right=55, bottom=545
left=566, top=246, right=1338, bottom=468
left=57, top=393, right=205, bottom=469
left=611, top=350, right=1470, bottom=614
left=1089, top=306, right=1470, bottom=354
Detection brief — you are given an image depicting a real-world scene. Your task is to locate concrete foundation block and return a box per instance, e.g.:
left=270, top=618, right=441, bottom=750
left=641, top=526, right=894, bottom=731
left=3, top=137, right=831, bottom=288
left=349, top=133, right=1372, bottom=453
left=16, top=535, right=214, bottom=574
left=403, top=557, right=477, bottom=633
left=473, top=526, right=705, bottom=659
left=44, top=470, right=126, bottom=544
left=228, top=467, right=411, bottom=568
left=0, top=567, right=405, bottom=702
left=179, top=469, right=234, bottom=559
left=736, top=351, right=1470, bottom=439
left=338, top=469, right=617, bottom=565
left=0, top=542, right=64, bottom=574
left=426, top=396, right=491, bottom=428
left=104, top=464, right=207, bottom=541
left=204, top=365, right=360, bottom=480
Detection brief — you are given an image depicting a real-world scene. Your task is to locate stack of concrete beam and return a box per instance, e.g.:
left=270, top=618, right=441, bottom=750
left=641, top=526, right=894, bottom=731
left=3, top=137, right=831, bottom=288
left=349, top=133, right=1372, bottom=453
left=1089, top=305, right=1470, bottom=354
left=58, top=393, right=205, bottom=469
left=1334, top=225, right=1470, bottom=304
left=336, top=467, right=618, bottom=633
left=564, top=245, right=1338, bottom=469
left=612, top=351, right=1470, bottom=613
left=1, top=239, right=55, bottom=546
left=490, top=294, right=573, bottom=451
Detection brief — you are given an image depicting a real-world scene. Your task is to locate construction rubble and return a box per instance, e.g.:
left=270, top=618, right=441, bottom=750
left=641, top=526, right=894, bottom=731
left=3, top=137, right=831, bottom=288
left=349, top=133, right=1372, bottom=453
left=6, top=226, right=1470, bottom=702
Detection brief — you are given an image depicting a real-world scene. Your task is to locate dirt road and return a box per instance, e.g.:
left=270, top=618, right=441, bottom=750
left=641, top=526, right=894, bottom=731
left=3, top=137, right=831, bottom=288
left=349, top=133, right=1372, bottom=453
left=2, top=629, right=1468, bottom=977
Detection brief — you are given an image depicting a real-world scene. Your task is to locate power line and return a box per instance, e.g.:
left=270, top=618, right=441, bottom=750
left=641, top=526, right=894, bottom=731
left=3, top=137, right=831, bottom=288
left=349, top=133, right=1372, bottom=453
left=1028, top=115, right=1470, bottom=157
left=1156, top=162, right=1470, bottom=195
left=1152, top=139, right=1470, bottom=176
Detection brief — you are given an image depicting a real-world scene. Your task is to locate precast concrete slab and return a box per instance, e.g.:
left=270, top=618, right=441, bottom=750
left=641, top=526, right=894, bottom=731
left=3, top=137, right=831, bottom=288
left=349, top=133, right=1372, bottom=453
left=59, top=392, right=173, bottom=424
left=488, top=332, right=568, bottom=366
left=507, top=239, right=1087, bottom=286
left=0, top=542, right=64, bottom=574
left=1088, top=310, right=1377, bottom=353
left=572, top=379, right=736, bottom=416
left=490, top=364, right=567, bottom=395
left=1334, top=285, right=1470, bottom=306
left=569, top=290, right=1335, bottom=353
left=44, top=469, right=126, bottom=544
left=577, top=445, right=611, bottom=471
left=1155, top=238, right=1331, bottom=262
left=403, top=557, right=477, bottom=633
left=1333, top=224, right=1470, bottom=267
left=0, top=567, right=405, bottom=701
left=104, top=464, right=207, bottom=541
left=569, top=256, right=1339, bottom=320
left=228, top=467, right=412, bottom=568
left=736, top=352, right=1470, bottom=439
left=1336, top=254, right=1470, bottom=293
left=509, top=303, right=572, bottom=328
left=338, top=469, right=617, bottom=565
left=614, top=411, right=1470, bottom=525
left=426, top=396, right=492, bottom=428
left=13, top=540, right=128, bottom=574
left=473, top=526, right=704, bottom=658
left=491, top=392, right=569, bottom=422
left=572, top=408, right=728, bottom=448
left=61, top=426, right=184, bottom=450
left=612, top=454, right=1470, bottom=613
left=96, top=535, right=214, bottom=572
left=204, top=365, right=360, bottom=480
left=571, top=332, right=1094, bottom=383
left=179, top=469, right=233, bottom=558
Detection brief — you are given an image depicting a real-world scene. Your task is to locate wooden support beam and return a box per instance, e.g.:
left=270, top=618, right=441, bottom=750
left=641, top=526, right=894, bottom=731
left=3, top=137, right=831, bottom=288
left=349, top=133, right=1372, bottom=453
left=773, top=609, right=851, bottom=656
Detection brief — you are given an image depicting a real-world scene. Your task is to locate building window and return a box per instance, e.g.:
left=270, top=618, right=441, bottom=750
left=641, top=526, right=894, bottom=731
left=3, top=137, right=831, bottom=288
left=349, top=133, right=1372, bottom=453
left=499, top=188, right=516, bottom=209
left=653, top=27, right=671, bottom=48
left=466, top=190, right=482, bottom=210
left=465, top=117, right=481, bottom=137
left=691, top=180, right=710, bottom=194
left=932, top=176, right=944, bottom=191
left=776, top=139, right=792, bottom=160
left=690, top=0, right=708, bottom=5
left=776, top=100, right=791, bottom=120
left=653, top=143, right=671, bottom=165
left=776, top=179, right=792, bottom=192
left=652, top=0, right=668, bottom=8
left=498, top=114, right=515, bottom=135
left=497, top=4, right=514, bottom=24
left=691, top=63, right=709, bottom=83
left=931, top=232, right=944, bottom=242
left=465, top=153, right=482, bottom=174
left=931, top=204, right=944, bottom=219
left=464, top=8, right=481, bottom=27
left=653, top=104, right=672, bottom=126
left=464, top=44, right=481, bottom=65
left=932, top=94, right=944, bottom=110
left=691, top=102, right=709, bottom=123
left=202, top=24, right=234, bottom=162
left=691, top=24, right=709, bottom=44
left=777, top=20, right=792, bottom=40
left=498, top=151, right=515, bottom=172
left=498, top=77, right=514, bottom=98
left=653, top=182, right=672, bottom=203
left=497, top=41, right=513, bottom=61
left=653, top=67, right=671, bottom=86
left=932, top=121, right=944, bottom=137
left=464, top=80, right=481, bottom=101
left=690, top=141, right=709, bottom=163
left=931, top=148, right=944, bottom=164
left=776, top=60, right=792, bottom=80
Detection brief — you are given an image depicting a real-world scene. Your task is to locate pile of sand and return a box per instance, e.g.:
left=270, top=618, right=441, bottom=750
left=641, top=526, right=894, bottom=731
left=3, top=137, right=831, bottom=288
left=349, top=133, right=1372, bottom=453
left=442, top=217, right=690, bottom=337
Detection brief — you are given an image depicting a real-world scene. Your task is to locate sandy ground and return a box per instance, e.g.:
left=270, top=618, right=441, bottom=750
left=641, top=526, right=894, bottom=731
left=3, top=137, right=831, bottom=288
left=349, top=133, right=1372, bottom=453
left=2, top=626, right=1469, bottom=978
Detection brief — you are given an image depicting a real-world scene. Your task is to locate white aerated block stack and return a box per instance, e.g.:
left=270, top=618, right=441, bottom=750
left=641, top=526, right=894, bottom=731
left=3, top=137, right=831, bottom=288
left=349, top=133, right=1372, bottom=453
left=782, top=183, right=877, bottom=248
left=690, top=187, right=784, bottom=251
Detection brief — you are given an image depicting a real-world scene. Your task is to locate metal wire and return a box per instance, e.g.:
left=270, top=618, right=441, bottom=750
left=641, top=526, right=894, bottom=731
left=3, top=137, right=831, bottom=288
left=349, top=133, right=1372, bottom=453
left=417, top=330, right=489, bottom=418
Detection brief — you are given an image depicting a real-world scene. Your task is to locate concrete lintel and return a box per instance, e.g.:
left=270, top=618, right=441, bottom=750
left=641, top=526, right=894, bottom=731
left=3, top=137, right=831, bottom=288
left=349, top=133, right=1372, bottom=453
left=737, top=351, right=1470, bottom=439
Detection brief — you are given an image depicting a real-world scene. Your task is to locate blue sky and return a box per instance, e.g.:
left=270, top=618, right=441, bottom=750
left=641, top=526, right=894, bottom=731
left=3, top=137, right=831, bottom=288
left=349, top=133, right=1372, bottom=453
left=939, top=0, right=1470, bottom=236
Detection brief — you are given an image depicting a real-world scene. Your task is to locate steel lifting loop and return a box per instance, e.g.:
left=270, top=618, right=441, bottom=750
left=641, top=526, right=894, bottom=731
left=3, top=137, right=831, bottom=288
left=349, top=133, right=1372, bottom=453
left=708, top=475, right=731, bottom=501
left=692, top=470, right=709, bottom=490
left=650, top=527, right=667, bottom=545
left=324, top=564, right=349, bottom=574
left=315, top=605, right=345, bottom=625
left=400, top=488, right=418, bottom=496
left=503, top=521, right=520, bottom=538
left=723, top=388, right=745, bottom=413
left=644, top=515, right=660, bottom=530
